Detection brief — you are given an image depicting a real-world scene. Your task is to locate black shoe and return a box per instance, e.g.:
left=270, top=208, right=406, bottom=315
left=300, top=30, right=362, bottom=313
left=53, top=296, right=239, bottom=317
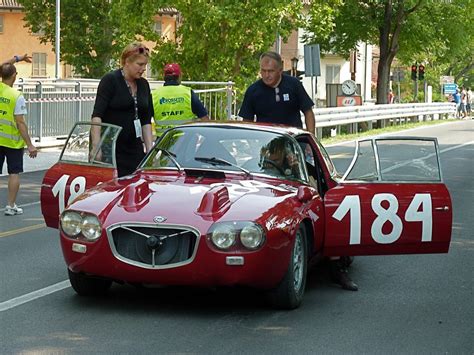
left=330, top=261, right=358, bottom=291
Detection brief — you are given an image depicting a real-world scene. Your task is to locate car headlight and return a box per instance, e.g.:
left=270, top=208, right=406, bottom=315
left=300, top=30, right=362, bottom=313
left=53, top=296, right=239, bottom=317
left=208, top=222, right=265, bottom=250
left=240, top=224, right=264, bottom=249
left=210, top=224, right=236, bottom=249
left=81, top=214, right=102, bottom=241
left=61, top=211, right=82, bottom=237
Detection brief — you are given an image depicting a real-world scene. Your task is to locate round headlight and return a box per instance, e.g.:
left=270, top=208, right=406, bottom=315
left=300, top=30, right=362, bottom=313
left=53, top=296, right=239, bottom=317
left=240, top=224, right=264, bottom=249
left=61, top=211, right=82, bottom=237
left=211, top=224, right=236, bottom=249
left=81, top=215, right=102, bottom=241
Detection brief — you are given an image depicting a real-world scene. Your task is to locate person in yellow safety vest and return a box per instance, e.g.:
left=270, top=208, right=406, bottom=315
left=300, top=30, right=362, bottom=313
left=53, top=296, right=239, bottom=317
left=0, top=63, right=37, bottom=216
left=152, top=63, right=209, bottom=137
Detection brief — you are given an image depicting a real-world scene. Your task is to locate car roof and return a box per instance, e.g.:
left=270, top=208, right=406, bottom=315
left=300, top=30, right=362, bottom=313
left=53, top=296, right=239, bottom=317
left=177, top=120, right=307, bottom=137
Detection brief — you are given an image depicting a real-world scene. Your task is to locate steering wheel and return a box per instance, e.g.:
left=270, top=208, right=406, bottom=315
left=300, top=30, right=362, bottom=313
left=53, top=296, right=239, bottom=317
left=261, top=158, right=285, bottom=175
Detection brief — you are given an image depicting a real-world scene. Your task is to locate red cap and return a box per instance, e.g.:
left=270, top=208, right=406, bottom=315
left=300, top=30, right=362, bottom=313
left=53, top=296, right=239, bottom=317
left=164, top=63, right=181, bottom=76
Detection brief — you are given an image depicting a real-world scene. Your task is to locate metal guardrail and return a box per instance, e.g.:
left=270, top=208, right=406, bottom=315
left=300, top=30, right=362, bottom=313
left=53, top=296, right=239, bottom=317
left=13, top=78, right=457, bottom=143
left=313, top=102, right=456, bottom=128
left=14, top=78, right=236, bottom=142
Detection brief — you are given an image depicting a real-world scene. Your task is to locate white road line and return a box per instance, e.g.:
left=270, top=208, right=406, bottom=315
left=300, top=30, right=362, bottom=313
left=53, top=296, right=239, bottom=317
left=439, top=140, right=474, bottom=153
left=0, top=280, right=70, bottom=312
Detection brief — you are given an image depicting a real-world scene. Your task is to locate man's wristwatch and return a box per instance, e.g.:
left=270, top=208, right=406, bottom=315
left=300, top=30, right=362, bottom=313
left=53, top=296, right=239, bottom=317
left=14, top=55, right=20, bottom=62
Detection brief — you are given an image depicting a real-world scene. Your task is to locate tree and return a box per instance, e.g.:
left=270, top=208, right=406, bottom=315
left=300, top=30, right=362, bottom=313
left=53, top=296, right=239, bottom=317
left=396, top=0, right=474, bottom=91
left=146, top=0, right=302, bottom=94
left=304, top=0, right=436, bottom=104
left=304, top=0, right=474, bottom=104
left=18, top=0, right=165, bottom=78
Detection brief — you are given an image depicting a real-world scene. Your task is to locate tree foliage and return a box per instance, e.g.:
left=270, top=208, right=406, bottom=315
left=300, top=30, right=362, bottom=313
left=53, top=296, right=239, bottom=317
left=17, top=0, right=165, bottom=78
left=147, top=0, right=302, bottom=95
left=396, top=0, right=473, bottom=90
left=17, top=0, right=302, bottom=94
left=303, top=0, right=472, bottom=103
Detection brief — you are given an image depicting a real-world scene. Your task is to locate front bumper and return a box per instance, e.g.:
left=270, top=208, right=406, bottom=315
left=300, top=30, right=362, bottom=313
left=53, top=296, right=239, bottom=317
left=61, top=222, right=292, bottom=289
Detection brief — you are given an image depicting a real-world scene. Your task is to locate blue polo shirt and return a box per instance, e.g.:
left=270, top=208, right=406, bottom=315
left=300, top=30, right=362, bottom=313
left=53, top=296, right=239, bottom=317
left=238, top=74, right=314, bottom=128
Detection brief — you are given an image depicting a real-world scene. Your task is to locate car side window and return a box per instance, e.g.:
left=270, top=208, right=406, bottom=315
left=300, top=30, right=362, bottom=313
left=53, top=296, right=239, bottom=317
left=60, top=122, right=121, bottom=168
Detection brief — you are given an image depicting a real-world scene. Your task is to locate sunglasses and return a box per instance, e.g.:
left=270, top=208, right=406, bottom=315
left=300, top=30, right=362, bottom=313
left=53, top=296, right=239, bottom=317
left=275, top=87, right=280, bottom=102
left=135, top=46, right=150, bottom=55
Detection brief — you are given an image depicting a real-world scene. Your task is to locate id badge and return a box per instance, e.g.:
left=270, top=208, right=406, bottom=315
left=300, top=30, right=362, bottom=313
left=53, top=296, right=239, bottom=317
left=134, top=119, right=142, bottom=138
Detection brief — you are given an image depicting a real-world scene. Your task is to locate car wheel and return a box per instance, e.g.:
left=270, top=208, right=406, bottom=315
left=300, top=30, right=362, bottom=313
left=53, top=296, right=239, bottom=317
left=68, top=269, right=112, bottom=296
left=267, top=224, right=308, bottom=309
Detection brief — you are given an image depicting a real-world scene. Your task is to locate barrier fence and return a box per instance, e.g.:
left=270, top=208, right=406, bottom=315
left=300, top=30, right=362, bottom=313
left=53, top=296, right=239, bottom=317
left=14, top=79, right=457, bottom=142
left=15, top=78, right=236, bottom=142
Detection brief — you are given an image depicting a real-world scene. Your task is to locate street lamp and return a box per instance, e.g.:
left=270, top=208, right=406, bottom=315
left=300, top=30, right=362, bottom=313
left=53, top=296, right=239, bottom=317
left=291, top=57, right=298, bottom=77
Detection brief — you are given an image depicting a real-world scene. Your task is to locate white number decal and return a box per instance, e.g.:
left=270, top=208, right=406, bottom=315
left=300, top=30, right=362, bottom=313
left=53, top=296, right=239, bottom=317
left=51, top=174, right=87, bottom=213
left=405, top=193, right=432, bottom=242
left=332, top=195, right=361, bottom=245
left=51, top=174, right=69, bottom=214
left=332, top=193, right=432, bottom=245
left=371, top=193, right=403, bottom=244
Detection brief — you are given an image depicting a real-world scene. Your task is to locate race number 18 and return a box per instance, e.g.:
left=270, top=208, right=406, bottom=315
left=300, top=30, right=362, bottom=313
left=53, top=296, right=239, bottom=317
left=332, top=193, right=432, bottom=244
left=51, top=174, right=86, bottom=213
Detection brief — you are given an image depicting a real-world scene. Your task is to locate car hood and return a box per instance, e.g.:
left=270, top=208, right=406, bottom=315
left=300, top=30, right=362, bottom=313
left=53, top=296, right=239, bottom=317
left=68, top=171, right=301, bottom=227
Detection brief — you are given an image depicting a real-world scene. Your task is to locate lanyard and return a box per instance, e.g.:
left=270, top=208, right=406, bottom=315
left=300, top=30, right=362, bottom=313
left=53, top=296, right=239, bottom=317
left=121, top=70, right=139, bottom=121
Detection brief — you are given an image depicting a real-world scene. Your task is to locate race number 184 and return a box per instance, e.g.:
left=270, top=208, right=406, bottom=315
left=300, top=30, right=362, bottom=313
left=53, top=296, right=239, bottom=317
left=332, top=193, right=432, bottom=245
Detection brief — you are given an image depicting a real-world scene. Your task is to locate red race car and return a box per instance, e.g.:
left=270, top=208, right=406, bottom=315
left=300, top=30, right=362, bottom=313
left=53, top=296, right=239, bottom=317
left=41, top=121, right=452, bottom=309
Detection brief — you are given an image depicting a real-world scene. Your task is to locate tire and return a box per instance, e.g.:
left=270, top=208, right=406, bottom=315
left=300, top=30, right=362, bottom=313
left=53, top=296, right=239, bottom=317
left=267, top=224, right=308, bottom=310
left=68, top=269, right=112, bottom=297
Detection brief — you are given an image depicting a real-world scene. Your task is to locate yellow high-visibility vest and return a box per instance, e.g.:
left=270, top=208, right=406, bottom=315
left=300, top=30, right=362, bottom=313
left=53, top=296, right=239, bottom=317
left=152, top=84, right=195, bottom=136
left=0, top=83, right=24, bottom=149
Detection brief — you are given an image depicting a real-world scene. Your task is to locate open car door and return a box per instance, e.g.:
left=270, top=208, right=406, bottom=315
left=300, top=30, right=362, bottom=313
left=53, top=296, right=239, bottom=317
left=41, top=122, right=121, bottom=228
left=324, top=137, right=452, bottom=256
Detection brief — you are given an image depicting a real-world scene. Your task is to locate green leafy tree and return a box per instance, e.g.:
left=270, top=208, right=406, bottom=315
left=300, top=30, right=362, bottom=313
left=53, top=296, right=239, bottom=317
left=396, top=0, right=473, bottom=93
left=18, top=0, right=165, bottom=78
left=304, top=0, right=447, bottom=104
left=307, top=0, right=473, bottom=103
left=147, top=0, right=302, bottom=95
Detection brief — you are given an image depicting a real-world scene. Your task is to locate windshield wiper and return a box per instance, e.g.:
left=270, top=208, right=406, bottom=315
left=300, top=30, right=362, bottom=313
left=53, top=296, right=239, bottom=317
left=194, top=156, right=251, bottom=177
left=158, top=148, right=181, bottom=171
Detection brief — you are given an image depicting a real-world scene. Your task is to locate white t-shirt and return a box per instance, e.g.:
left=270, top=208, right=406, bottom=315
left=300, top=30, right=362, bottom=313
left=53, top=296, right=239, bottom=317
left=14, top=95, right=27, bottom=115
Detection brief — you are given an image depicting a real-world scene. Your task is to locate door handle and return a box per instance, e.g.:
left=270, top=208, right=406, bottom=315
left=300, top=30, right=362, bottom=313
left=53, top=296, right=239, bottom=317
left=435, top=206, right=450, bottom=211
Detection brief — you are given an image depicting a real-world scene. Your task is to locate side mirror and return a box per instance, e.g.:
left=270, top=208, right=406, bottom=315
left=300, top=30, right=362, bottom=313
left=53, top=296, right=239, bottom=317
left=297, top=185, right=317, bottom=202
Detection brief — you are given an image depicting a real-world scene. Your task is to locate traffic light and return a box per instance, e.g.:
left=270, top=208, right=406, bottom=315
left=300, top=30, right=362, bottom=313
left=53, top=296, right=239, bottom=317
left=418, top=64, right=425, bottom=80
left=411, top=64, right=418, bottom=81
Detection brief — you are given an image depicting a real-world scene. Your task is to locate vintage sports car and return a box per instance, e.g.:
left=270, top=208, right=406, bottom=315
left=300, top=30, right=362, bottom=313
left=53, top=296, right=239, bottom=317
left=41, top=121, right=452, bottom=309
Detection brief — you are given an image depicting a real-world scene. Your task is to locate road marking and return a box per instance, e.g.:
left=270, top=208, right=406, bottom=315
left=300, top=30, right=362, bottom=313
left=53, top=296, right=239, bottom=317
left=0, top=223, right=46, bottom=238
left=0, top=280, right=70, bottom=312
left=439, top=140, right=474, bottom=154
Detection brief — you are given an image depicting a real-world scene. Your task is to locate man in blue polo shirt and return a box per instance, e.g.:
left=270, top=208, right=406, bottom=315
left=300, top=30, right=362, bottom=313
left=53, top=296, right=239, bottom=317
left=238, top=51, right=315, bottom=133
left=239, top=52, right=357, bottom=291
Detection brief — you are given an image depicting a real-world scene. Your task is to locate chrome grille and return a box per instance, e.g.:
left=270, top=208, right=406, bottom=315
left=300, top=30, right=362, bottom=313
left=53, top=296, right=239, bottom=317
left=107, top=223, right=199, bottom=269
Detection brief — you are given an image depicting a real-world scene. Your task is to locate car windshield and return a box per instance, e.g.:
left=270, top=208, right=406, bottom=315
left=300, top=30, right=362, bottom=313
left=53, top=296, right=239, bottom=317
left=141, top=126, right=308, bottom=181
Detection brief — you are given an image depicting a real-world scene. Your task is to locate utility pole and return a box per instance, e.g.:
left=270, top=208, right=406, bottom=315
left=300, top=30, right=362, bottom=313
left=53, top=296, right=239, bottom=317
left=55, top=0, right=60, bottom=79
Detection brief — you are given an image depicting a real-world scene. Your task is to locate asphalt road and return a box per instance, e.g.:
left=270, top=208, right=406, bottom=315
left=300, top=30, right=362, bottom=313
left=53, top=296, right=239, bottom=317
left=1, top=120, right=473, bottom=354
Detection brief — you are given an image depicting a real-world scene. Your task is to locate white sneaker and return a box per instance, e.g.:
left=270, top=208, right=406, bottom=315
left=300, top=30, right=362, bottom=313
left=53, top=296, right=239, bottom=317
left=5, top=204, right=23, bottom=216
